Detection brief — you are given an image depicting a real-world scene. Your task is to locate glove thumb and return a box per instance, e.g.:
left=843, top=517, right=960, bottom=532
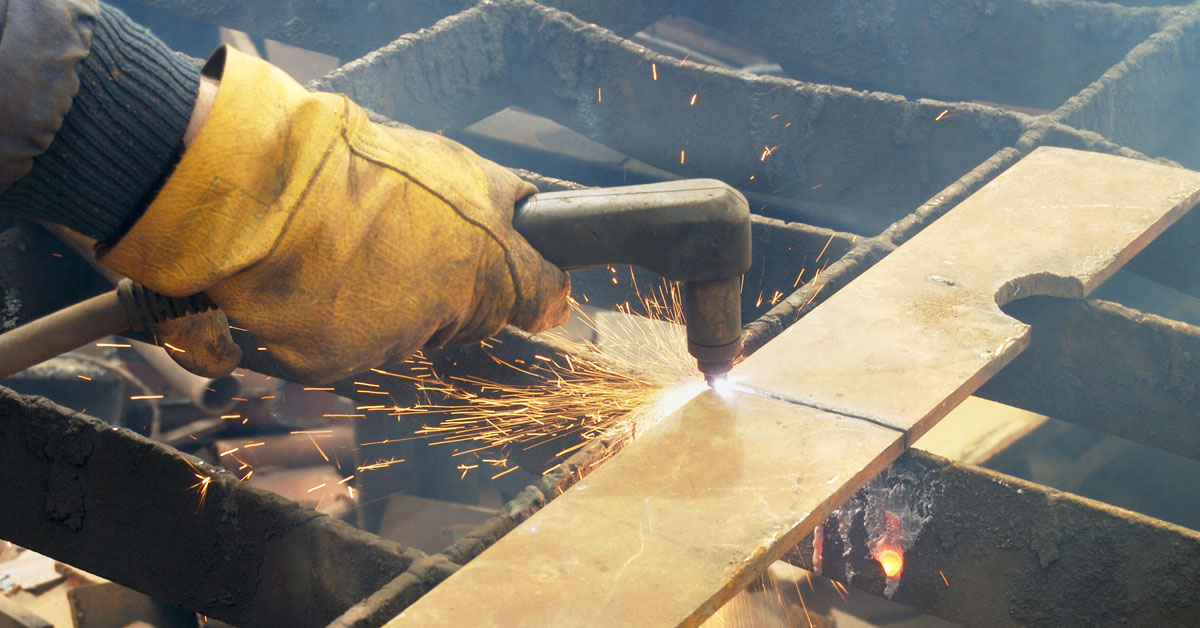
left=153, top=309, right=243, bottom=378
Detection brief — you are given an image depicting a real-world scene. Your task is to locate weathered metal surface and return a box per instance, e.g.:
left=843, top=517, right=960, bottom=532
left=0, top=386, right=424, bottom=628
left=678, top=1, right=1172, bottom=110
left=314, top=0, right=1030, bottom=235
left=737, top=146, right=1200, bottom=443
left=386, top=389, right=903, bottom=628
left=978, top=296, right=1200, bottom=461
left=124, top=0, right=474, bottom=59
left=1054, top=8, right=1200, bottom=169
left=127, top=0, right=1173, bottom=115
left=784, top=449, right=1200, bottom=627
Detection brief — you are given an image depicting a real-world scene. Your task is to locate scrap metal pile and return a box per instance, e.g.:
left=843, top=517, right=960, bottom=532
left=2, top=1, right=1200, bottom=627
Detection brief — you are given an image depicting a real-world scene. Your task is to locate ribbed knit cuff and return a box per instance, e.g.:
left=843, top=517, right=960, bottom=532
left=0, top=3, right=200, bottom=242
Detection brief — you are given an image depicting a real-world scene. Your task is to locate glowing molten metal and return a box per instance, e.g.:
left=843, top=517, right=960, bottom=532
left=876, top=547, right=904, bottom=579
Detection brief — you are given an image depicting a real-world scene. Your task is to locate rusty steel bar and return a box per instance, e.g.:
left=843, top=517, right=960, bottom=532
left=1053, top=8, right=1200, bottom=169
left=677, top=0, right=1172, bottom=110
left=978, top=296, right=1200, bottom=462
left=784, top=449, right=1200, bottom=628
left=0, top=385, right=425, bottom=628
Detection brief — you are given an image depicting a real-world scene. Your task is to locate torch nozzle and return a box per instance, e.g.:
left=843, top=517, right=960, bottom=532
left=703, top=371, right=730, bottom=389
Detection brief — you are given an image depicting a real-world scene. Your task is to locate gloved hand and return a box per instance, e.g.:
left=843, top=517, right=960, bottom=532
left=99, top=46, right=570, bottom=385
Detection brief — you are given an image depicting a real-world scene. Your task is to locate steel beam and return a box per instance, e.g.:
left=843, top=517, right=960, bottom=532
left=0, top=386, right=428, bottom=628
left=784, top=449, right=1200, bottom=628
left=978, top=296, right=1200, bottom=461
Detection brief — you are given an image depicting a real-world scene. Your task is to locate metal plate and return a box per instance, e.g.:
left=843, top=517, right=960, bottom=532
left=386, top=389, right=902, bottom=627
left=737, top=146, right=1200, bottom=441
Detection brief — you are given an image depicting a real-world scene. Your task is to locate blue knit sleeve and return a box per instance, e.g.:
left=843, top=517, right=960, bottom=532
left=0, top=2, right=201, bottom=242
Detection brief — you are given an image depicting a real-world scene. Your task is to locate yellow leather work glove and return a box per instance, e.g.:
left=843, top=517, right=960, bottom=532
left=99, top=46, right=570, bottom=385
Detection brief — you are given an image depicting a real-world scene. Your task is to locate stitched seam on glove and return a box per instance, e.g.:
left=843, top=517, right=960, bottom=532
left=343, top=127, right=526, bottom=318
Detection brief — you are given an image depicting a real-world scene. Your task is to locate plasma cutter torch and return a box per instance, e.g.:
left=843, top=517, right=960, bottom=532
left=513, top=179, right=751, bottom=384
left=0, top=179, right=751, bottom=386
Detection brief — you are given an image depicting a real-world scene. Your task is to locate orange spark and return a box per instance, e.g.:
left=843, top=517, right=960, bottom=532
left=651, top=63, right=658, bottom=80
left=935, top=109, right=948, bottom=121
left=307, top=434, right=330, bottom=462
left=815, top=232, right=835, bottom=262
left=358, top=457, right=406, bottom=472
left=689, top=93, right=697, bottom=106
left=186, top=471, right=213, bottom=513
left=491, top=465, right=521, bottom=480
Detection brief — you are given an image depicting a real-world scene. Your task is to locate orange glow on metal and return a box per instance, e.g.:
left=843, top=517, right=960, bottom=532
left=877, top=547, right=904, bottom=578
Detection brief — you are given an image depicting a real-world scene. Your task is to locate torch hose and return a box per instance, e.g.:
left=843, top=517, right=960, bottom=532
left=0, top=280, right=216, bottom=379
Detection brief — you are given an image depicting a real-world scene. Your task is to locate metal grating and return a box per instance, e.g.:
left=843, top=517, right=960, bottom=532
left=2, top=1, right=1199, bottom=626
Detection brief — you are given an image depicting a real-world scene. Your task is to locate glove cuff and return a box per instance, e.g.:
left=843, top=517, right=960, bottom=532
left=100, top=45, right=344, bottom=295
left=0, top=3, right=200, bottom=242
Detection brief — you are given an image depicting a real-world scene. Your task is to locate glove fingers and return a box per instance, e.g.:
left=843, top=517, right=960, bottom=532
left=154, top=309, right=243, bottom=378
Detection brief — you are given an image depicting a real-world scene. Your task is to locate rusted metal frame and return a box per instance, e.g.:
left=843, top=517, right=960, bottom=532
left=122, top=0, right=670, bottom=59
left=126, top=0, right=1169, bottom=112
left=0, top=386, right=426, bottom=628
left=329, top=431, right=625, bottom=628
left=676, top=0, right=1170, bottom=110
left=314, top=0, right=1031, bottom=236
left=1052, top=8, right=1200, bottom=168
left=976, top=296, right=1200, bottom=462
left=784, top=449, right=1200, bottom=628
left=123, top=0, right=475, bottom=59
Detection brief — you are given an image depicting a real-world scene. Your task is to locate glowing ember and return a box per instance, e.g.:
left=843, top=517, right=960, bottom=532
left=876, top=546, right=903, bottom=579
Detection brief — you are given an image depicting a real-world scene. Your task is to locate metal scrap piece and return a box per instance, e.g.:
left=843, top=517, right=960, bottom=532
left=737, top=146, right=1200, bottom=442
left=387, top=390, right=902, bottom=627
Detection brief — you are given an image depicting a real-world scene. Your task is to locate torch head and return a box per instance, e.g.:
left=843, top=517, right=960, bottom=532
left=512, top=179, right=751, bottom=387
